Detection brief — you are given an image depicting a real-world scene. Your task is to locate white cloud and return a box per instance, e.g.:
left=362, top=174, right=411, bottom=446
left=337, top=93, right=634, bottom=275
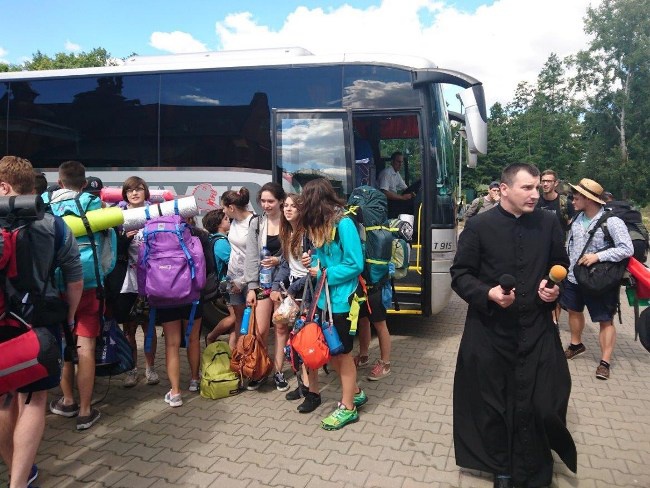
left=213, top=0, right=600, bottom=107
left=65, top=40, right=81, bottom=52
left=149, top=31, right=208, bottom=53
left=0, top=46, right=8, bottom=64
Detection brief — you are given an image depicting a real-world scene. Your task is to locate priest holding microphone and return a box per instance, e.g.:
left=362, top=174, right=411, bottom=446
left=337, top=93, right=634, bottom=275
left=450, top=163, right=576, bottom=488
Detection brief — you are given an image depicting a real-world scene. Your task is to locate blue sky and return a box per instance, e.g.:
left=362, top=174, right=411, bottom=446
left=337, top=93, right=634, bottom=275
left=1, top=0, right=597, bottom=105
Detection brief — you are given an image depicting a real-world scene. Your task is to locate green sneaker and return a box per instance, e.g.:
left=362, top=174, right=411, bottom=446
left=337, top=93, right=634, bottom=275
left=321, top=403, right=359, bottom=430
left=353, top=389, right=368, bottom=408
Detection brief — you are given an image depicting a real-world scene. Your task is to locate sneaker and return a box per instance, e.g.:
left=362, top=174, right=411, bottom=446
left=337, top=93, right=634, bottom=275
left=297, top=392, right=322, bottom=413
left=76, top=408, right=101, bottom=430
left=273, top=372, right=290, bottom=392
left=286, top=384, right=309, bottom=401
left=188, top=379, right=200, bottom=392
left=28, top=464, right=38, bottom=486
left=145, top=368, right=160, bottom=385
left=246, top=377, right=268, bottom=391
left=564, top=343, right=586, bottom=360
left=353, top=355, right=369, bottom=368
left=353, top=389, right=368, bottom=409
left=123, top=368, right=138, bottom=387
left=321, top=403, right=359, bottom=430
left=164, top=390, right=183, bottom=407
left=596, top=362, right=610, bottom=380
left=49, top=397, right=79, bottom=418
left=368, top=359, right=391, bottom=381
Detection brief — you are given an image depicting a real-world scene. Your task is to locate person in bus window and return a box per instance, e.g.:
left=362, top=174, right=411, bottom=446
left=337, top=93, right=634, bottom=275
left=377, top=151, right=416, bottom=217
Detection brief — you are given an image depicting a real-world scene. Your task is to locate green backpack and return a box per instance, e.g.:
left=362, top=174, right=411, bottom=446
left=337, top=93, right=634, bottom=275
left=346, top=186, right=393, bottom=286
left=199, top=341, right=240, bottom=400
left=391, top=238, right=410, bottom=279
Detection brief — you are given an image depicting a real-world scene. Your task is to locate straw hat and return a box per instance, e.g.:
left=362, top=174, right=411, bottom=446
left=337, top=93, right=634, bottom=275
left=569, top=178, right=605, bottom=205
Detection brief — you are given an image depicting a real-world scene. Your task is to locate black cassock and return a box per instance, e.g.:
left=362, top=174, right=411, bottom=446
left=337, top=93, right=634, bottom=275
left=450, top=206, right=576, bottom=487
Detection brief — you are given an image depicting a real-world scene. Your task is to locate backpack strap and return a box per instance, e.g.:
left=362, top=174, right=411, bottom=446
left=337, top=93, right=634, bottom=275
left=145, top=307, right=156, bottom=354
left=578, top=211, right=613, bottom=257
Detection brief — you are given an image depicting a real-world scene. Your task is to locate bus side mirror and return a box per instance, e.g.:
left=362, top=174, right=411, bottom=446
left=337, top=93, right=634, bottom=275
left=458, top=85, right=487, bottom=157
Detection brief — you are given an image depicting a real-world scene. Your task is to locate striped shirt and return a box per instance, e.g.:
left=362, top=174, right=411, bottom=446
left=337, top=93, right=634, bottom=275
left=566, top=208, right=634, bottom=283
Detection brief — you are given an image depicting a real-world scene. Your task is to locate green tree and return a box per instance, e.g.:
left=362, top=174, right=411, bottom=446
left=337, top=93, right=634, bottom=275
left=22, top=47, right=115, bottom=70
left=568, top=0, right=650, bottom=202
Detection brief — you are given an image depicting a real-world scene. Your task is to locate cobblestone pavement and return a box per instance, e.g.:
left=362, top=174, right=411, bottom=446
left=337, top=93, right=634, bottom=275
left=2, top=289, right=649, bottom=487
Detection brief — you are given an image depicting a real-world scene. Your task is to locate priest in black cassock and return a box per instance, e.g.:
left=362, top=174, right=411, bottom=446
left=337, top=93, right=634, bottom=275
left=450, top=163, right=577, bottom=488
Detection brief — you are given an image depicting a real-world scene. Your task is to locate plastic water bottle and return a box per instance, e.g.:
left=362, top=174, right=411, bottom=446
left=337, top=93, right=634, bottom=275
left=259, top=246, right=273, bottom=290
left=322, top=320, right=344, bottom=355
left=240, top=306, right=252, bottom=335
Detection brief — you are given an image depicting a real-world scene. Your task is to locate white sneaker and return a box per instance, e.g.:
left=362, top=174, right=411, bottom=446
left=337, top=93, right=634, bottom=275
left=164, top=390, right=183, bottom=407
left=189, top=379, right=200, bottom=392
left=123, top=368, right=138, bottom=388
left=145, top=368, right=160, bottom=385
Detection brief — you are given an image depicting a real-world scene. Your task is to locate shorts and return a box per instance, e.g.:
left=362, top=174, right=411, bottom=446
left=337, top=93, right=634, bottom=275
left=154, top=302, right=204, bottom=324
left=74, top=289, right=102, bottom=338
left=228, top=291, right=246, bottom=307
left=113, top=292, right=138, bottom=324
left=17, top=324, right=63, bottom=393
left=359, top=287, right=387, bottom=323
left=560, top=280, right=618, bottom=322
left=320, top=311, right=355, bottom=354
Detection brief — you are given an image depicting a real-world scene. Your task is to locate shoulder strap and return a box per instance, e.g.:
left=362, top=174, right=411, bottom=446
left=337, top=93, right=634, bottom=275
left=579, top=211, right=612, bottom=256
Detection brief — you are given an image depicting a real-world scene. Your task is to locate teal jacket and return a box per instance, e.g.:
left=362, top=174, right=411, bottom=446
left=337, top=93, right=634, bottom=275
left=314, top=216, right=363, bottom=314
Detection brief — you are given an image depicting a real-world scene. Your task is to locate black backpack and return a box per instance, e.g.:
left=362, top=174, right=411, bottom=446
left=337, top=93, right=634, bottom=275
left=604, top=201, right=649, bottom=262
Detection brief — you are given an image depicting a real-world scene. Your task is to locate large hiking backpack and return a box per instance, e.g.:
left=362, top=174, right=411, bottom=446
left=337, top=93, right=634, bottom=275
left=200, top=341, right=240, bottom=399
left=0, top=198, right=72, bottom=395
left=46, top=191, right=116, bottom=290
left=138, top=202, right=207, bottom=307
left=346, top=186, right=393, bottom=286
left=138, top=201, right=206, bottom=352
left=604, top=201, right=649, bottom=263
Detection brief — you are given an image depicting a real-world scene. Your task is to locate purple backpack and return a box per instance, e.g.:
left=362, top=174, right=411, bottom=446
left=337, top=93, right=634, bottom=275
left=138, top=204, right=206, bottom=308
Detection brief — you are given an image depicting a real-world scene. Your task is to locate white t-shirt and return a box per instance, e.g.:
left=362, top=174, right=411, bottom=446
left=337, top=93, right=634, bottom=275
left=377, top=166, right=407, bottom=193
left=227, top=213, right=253, bottom=289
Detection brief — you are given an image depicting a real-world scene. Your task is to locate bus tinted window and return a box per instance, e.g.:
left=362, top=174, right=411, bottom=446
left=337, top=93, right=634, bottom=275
left=6, top=75, right=159, bottom=168
left=0, top=83, right=7, bottom=156
left=342, top=66, right=419, bottom=109
left=159, top=67, right=342, bottom=169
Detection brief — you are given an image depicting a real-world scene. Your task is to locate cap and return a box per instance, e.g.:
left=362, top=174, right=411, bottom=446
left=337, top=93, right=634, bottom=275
left=489, top=181, right=500, bottom=189
left=86, top=176, right=104, bottom=195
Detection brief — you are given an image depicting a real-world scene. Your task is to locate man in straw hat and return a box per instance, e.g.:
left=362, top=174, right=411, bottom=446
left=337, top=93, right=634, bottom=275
left=561, top=178, right=633, bottom=380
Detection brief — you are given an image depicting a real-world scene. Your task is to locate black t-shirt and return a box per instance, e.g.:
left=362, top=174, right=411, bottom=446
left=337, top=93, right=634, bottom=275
left=537, top=194, right=574, bottom=232
left=266, top=234, right=281, bottom=256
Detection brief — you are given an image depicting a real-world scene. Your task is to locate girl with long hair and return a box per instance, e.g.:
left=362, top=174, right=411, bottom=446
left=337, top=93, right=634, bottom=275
left=300, top=178, right=367, bottom=430
left=243, top=182, right=286, bottom=391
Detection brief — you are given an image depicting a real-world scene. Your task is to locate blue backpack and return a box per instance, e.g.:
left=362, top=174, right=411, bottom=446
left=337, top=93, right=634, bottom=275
left=45, top=191, right=116, bottom=290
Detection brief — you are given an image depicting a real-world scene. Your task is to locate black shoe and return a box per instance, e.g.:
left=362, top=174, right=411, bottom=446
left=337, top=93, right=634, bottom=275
left=297, top=392, right=322, bottom=413
left=286, top=384, right=308, bottom=401
left=493, top=475, right=513, bottom=488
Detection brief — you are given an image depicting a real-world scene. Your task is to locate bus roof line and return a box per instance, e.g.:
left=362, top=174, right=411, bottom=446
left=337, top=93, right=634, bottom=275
left=0, top=51, right=437, bottom=81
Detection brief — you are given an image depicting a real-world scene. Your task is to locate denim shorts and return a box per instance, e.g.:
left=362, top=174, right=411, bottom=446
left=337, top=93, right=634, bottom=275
left=228, top=291, right=246, bottom=307
left=560, top=280, right=618, bottom=323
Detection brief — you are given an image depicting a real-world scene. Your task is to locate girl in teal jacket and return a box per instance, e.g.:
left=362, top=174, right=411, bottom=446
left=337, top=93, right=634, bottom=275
left=300, top=178, right=367, bottom=430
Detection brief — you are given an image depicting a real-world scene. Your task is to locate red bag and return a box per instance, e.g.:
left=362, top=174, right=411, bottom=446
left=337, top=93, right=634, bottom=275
left=627, top=256, right=650, bottom=299
left=0, top=313, right=61, bottom=396
left=290, top=321, right=330, bottom=370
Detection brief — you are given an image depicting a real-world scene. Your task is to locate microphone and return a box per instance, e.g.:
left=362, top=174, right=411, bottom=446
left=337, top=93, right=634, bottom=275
left=544, top=265, right=568, bottom=289
left=499, top=274, right=516, bottom=295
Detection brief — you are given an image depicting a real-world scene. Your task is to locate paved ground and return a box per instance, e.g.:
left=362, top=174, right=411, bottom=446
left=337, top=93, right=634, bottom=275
left=2, top=289, right=650, bottom=488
